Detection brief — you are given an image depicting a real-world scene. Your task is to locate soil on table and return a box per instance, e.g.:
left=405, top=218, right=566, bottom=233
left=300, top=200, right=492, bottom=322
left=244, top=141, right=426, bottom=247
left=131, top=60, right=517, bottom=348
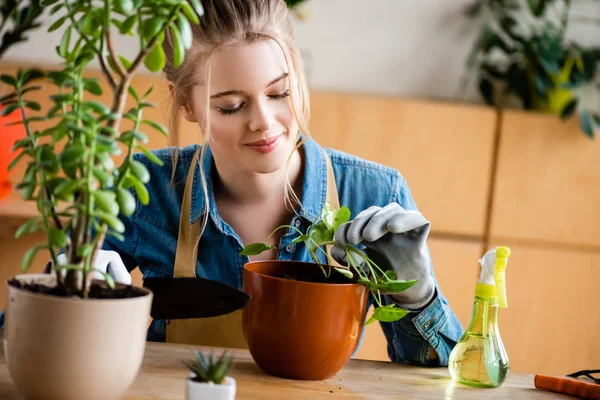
left=8, top=278, right=147, bottom=299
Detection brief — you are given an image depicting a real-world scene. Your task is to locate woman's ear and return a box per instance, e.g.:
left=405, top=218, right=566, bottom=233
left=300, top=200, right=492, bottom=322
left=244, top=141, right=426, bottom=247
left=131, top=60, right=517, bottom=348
left=168, top=81, right=197, bottom=122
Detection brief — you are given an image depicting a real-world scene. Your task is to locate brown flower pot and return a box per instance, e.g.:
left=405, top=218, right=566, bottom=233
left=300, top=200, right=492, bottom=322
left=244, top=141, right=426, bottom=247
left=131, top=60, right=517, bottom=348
left=3, top=274, right=152, bottom=400
left=242, top=261, right=368, bottom=380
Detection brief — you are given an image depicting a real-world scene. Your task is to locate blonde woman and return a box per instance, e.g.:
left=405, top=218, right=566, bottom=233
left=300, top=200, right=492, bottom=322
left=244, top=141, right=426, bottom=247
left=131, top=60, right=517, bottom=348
left=47, top=0, right=463, bottom=365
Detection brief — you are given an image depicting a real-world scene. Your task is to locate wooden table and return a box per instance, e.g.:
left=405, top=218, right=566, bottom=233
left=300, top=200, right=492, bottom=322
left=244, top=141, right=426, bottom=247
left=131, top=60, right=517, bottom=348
left=0, top=339, right=576, bottom=400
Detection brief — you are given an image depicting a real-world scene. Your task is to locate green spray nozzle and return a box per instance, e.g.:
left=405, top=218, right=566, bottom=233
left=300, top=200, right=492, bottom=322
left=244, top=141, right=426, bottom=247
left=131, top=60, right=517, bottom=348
left=494, top=246, right=511, bottom=308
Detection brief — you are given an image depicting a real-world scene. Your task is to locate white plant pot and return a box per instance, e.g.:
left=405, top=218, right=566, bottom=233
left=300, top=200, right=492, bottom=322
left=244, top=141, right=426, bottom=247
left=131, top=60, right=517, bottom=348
left=186, top=374, right=236, bottom=400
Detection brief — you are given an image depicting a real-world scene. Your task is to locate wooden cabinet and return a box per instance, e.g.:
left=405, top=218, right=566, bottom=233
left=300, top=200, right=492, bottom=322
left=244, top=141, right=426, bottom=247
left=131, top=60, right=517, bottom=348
left=491, top=110, right=600, bottom=248
left=310, top=92, right=496, bottom=237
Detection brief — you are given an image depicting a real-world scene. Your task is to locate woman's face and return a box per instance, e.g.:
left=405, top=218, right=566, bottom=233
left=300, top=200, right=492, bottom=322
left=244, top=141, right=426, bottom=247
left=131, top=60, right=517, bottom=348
left=184, top=39, right=299, bottom=175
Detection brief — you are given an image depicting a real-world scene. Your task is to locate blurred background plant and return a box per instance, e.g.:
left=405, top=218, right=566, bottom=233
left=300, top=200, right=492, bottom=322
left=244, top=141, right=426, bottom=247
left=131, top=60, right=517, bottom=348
left=463, top=0, right=600, bottom=138
left=0, top=0, right=44, bottom=60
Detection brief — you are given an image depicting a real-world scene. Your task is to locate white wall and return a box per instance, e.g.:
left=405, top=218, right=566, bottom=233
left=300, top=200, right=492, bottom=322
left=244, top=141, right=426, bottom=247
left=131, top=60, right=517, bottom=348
left=3, top=0, right=599, bottom=105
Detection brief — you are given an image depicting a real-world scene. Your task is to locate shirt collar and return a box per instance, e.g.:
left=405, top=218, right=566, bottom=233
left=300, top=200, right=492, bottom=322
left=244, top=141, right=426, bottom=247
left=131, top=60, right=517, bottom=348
left=189, top=135, right=328, bottom=226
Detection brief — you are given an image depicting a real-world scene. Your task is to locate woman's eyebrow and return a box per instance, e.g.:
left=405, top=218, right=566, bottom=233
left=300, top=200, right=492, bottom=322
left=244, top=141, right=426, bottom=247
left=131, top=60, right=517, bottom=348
left=210, top=72, right=289, bottom=99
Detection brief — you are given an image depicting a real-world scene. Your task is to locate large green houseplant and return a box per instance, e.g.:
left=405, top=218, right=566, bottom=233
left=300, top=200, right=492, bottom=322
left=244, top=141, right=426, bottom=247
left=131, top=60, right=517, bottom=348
left=463, top=0, right=600, bottom=138
left=1, top=0, right=203, bottom=399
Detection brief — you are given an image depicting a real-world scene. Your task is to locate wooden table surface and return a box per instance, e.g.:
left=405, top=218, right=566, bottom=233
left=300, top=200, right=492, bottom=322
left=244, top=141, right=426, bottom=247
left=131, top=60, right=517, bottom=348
left=0, top=338, right=576, bottom=400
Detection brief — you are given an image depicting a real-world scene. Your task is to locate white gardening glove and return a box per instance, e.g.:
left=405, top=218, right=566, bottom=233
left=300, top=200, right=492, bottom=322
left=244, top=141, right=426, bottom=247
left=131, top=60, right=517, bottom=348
left=332, top=203, right=435, bottom=310
left=54, top=250, right=132, bottom=285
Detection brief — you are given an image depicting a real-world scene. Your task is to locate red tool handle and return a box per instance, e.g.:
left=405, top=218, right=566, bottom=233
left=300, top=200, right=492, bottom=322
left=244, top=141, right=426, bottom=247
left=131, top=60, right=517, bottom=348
left=535, top=375, right=600, bottom=399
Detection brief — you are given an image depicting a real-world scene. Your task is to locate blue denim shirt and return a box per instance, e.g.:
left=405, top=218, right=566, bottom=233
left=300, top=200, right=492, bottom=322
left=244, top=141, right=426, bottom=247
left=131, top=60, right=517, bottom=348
left=1, top=136, right=463, bottom=366
left=101, top=136, right=463, bottom=366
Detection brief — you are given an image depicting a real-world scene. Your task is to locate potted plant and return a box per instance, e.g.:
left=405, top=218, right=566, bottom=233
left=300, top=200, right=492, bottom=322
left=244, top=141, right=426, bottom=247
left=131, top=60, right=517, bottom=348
left=0, top=0, right=203, bottom=399
left=241, top=202, right=417, bottom=380
left=462, top=0, right=600, bottom=138
left=182, top=349, right=236, bottom=400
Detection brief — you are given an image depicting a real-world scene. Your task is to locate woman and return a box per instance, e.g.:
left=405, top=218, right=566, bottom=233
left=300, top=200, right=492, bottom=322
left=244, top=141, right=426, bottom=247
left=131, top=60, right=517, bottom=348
left=76, top=0, right=463, bottom=365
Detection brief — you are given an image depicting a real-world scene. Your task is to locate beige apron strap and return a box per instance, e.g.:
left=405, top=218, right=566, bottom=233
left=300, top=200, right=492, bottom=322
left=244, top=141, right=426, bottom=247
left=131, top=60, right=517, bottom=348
left=324, top=152, right=342, bottom=268
left=167, top=148, right=247, bottom=348
left=173, top=149, right=201, bottom=278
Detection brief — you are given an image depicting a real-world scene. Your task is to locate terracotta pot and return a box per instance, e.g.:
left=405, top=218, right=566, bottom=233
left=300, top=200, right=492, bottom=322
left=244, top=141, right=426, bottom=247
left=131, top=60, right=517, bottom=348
left=4, top=273, right=152, bottom=400
left=242, top=261, right=368, bottom=380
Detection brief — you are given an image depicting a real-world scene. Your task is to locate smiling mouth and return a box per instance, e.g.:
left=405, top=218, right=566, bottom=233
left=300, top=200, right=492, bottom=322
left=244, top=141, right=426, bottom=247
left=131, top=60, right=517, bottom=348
left=245, top=135, right=281, bottom=147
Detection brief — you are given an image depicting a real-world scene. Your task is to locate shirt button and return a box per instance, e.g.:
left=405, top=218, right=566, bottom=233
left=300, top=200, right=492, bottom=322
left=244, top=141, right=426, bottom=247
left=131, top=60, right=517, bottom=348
left=423, top=319, right=434, bottom=329
left=285, top=245, right=294, bottom=252
left=294, top=219, right=302, bottom=227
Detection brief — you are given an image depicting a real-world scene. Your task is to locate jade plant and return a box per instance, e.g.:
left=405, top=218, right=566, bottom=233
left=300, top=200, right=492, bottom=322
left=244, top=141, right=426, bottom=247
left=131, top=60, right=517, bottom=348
left=0, top=0, right=203, bottom=297
left=182, top=350, right=234, bottom=384
left=241, top=202, right=417, bottom=324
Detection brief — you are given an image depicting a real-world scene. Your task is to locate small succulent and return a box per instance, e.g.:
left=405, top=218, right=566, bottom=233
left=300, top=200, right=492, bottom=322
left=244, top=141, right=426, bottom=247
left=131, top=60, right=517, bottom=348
left=182, top=350, right=234, bottom=384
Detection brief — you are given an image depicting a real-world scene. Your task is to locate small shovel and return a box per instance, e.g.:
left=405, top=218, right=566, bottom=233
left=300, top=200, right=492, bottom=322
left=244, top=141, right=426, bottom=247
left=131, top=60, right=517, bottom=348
left=143, top=277, right=251, bottom=320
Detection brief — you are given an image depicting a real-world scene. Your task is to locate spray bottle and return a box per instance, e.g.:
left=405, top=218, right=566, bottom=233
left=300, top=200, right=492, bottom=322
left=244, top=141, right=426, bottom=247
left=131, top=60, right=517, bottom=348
left=448, top=246, right=512, bottom=388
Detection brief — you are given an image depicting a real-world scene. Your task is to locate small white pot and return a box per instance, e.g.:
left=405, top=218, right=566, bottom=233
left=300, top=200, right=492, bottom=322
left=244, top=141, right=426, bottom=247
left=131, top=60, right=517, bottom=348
left=186, top=374, right=236, bottom=400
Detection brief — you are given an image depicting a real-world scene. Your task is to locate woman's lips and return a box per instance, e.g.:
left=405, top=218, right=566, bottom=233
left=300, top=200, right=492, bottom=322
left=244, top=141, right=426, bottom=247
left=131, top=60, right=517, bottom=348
left=245, top=135, right=282, bottom=154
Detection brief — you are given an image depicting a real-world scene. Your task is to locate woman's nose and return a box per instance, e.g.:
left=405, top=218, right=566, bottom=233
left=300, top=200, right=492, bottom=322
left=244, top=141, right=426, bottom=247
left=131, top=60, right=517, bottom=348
left=248, top=100, right=273, bottom=132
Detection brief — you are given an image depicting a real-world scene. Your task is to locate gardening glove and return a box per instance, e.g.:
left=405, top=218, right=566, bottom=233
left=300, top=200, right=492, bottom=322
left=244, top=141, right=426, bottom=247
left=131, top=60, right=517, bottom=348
left=331, top=203, right=435, bottom=310
left=52, top=250, right=132, bottom=285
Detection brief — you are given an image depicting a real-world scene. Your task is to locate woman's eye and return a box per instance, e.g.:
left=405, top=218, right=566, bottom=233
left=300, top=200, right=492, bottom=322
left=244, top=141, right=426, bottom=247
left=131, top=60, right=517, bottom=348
left=269, top=90, right=290, bottom=100
left=217, top=103, right=245, bottom=115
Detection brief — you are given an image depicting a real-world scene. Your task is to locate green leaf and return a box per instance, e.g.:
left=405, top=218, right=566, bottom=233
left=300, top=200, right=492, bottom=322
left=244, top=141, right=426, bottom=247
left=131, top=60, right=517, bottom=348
left=118, top=55, right=132, bottom=70
left=580, top=111, right=594, bottom=139
left=188, top=0, right=204, bottom=18
left=240, top=242, right=275, bottom=256
left=142, top=85, right=153, bottom=99
left=77, top=244, right=94, bottom=258
left=99, top=271, right=116, bottom=289
left=59, top=145, right=86, bottom=165
left=83, top=101, right=111, bottom=116
left=143, top=17, right=164, bottom=40
left=116, top=188, right=136, bottom=216
left=107, top=230, right=125, bottom=242
left=130, top=160, right=150, bottom=183
left=333, top=206, right=350, bottom=230
left=18, top=69, right=44, bottom=86
left=144, top=42, right=166, bottom=72
left=84, top=79, right=103, bottom=96
left=48, top=16, right=67, bottom=32
left=47, top=71, right=71, bottom=86
left=25, top=101, right=41, bottom=111
left=15, top=217, right=42, bottom=239
left=20, top=182, right=36, bottom=200
left=49, top=228, right=68, bottom=248
left=54, top=180, right=79, bottom=201
left=131, top=177, right=149, bottom=205
left=76, top=13, right=95, bottom=35
left=170, top=23, right=185, bottom=68
left=291, top=234, right=309, bottom=245
left=180, top=1, right=200, bottom=25
left=560, top=99, right=577, bottom=120
left=120, top=15, right=137, bottom=34
left=94, top=190, right=119, bottom=215
left=177, top=13, right=193, bottom=50
left=128, top=85, right=140, bottom=101
left=141, top=119, right=168, bottom=136
left=50, top=2, right=64, bottom=15
left=22, top=245, right=47, bottom=272
left=1, top=103, right=19, bottom=116
left=0, top=93, right=17, bottom=103
left=39, top=145, right=60, bottom=173
left=0, top=74, right=16, bottom=86
left=94, top=210, right=125, bottom=232
left=115, top=0, right=134, bottom=14
left=8, top=150, right=29, bottom=172
left=92, top=166, right=115, bottom=187
left=41, top=0, right=61, bottom=5
left=334, top=267, right=353, bottom=279
left=58, top=26, right=72, bottom=58
left=365, top=304, right=409, bottom=325
left=137, top=145, right=164, bottom=166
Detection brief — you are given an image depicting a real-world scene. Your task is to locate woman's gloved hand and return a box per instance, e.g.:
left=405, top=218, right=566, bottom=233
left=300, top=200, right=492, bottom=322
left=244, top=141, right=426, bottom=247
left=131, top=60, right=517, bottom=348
left=53, top=250, right=132, bottom=285
left=331, top=203, right=435, bottom=310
